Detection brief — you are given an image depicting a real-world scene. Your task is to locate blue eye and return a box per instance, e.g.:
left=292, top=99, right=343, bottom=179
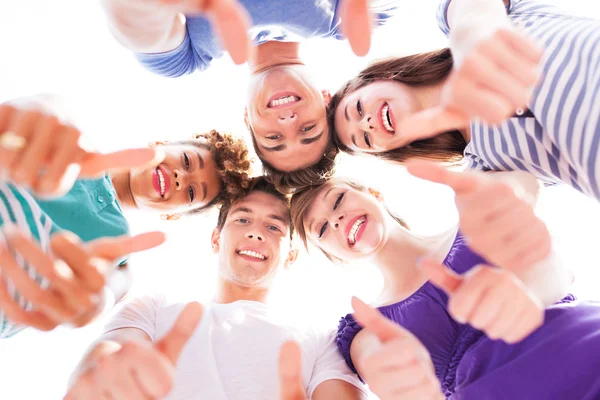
left=301, top=125, right=315, bottom=132
left=237, top=218, right=249, bottom=224
left=268, top=225, right=282, bottom=232
left=318, top=222, right=328, bottom=239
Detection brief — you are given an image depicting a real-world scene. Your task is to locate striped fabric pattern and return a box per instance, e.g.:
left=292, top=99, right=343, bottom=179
left=0, top=182, right=53, bottom=338
left=437, top=0, right=600, bottom=199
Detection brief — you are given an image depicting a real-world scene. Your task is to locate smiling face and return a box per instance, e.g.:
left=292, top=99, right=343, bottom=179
left=302, top=182, right=388, bottom=262
left=246, top=65, right=330, bottom=172
left=212, top=191, right=294, bottom=288
left=334, top=81, right=420, bottom=153
left=128, top=144, right=221, bottom=214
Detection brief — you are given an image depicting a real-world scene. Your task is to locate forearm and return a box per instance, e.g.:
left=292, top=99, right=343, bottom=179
left=99, top=0, right=186, bottom=53
left=447, top=0, right=511, bottom=64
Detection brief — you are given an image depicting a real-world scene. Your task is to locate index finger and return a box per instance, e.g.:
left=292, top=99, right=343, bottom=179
left=155, top=302, right=203, bottom=364
left=351, top=296, right=410, bottom=343
left=340, top=0, right=372, bottom=56
left=78, top=148, right=164, bottom=178
left=209, top=0, right=251, bottom=65
left=88, top=231, right=167, bottom=263
left=405, top=159, right=480, bottom=194
left=279, top=341, right=307, bottom=400
left=418, top=258, right=463, bottom=294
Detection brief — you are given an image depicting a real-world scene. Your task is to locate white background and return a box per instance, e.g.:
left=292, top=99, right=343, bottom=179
left=0, top=0, right=599, bottom=398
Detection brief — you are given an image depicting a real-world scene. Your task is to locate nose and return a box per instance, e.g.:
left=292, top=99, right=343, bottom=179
left=277, top=109, right=297, bottom=124
left=173, top=169, right=187, bottom=191
left=360, top=115, right=374, bottom=132
left=330, top=213, right=344, bottom=231
left=245, top=231, right=264, bottom=242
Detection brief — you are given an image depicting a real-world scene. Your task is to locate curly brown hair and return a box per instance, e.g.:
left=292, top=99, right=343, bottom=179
left=175, top=130, right=253, bottom=214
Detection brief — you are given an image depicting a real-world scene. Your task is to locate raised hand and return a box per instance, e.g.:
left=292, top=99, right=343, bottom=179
left=339, top=0, right=373, bottom=56
left=421, top=259, right=544, bottom=343
left=0, top=228, right=165, bottom=331
left=395, top=29, right=542, bottom=138
left=406, top=160, right=550, bottom=271
left=66, top=302, right=203, bottom=400
left=0, top=105, right=161, bottom=197
left=352, top=297, right=443, bottom=400
left=158, top=0, right=251, bottom=64
left=278, top=341, right=308, bottom=400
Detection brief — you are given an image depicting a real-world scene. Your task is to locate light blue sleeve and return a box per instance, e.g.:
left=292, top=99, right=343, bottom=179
left=134, top=28, right=212, bottom=78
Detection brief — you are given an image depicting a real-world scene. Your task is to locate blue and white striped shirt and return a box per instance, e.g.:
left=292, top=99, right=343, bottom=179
left=437, top=0, right=600, bottom=199
left=0, top=183, right=55, bottom=338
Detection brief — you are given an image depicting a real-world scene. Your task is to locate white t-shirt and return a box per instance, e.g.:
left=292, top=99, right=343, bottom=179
left=104, top=294, right=366, bottom=399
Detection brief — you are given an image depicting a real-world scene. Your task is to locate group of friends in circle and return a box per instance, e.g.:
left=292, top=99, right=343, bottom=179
left=1, top=0, right=600, bottom=399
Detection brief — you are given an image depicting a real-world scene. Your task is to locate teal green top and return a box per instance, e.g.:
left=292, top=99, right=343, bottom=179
left=33, top=175, right=130, bottom=243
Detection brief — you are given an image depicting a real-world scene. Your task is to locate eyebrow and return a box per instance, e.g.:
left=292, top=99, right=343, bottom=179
left=344, top=103, right=350, bottom=122
left=308, top=186, right=336, bottom=235
left=261, top=144, right=287, bottom=152
left=196, top=151, right=204, bottom=169
left=301, top=131, right=323, bottom=145
left=232, top=206, right=253, bottom=215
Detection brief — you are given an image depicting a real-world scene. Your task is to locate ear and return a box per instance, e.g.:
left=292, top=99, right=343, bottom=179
left=243, top=107, right=251, bottom=131
left=322, top=89, right=332, bottom=105
left=160, top=213, right=181, bottom=221
left=284, top=248, right=299, bottom=269
left=367, top=187, right=384, bottom=202
left=211, top=228, right=221, bottom=253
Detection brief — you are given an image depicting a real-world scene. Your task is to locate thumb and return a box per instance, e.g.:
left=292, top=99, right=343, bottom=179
left=396, top=106, right=467, bottom=142
left=78, top=148, right=164, bottom=178
left=405, top=159, right=480, bottom=195
left=209, top=0, right=251, bottom=65
left=88, top=231, right=167, bottom=264
left=279, top=341, right=307, bottom=400
left=155, top=302, right=204, bottom=364
left=419, top=258, right=463, bottom=294
left=340, top=0, right=372, bottom=56
left=351, top=297, right=411, bottom=343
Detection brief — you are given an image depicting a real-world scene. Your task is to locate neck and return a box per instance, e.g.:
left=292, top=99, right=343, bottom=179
left=371, top=219, right=457, bottom=303
left=249, top=41, right=304, bottom=74
left=111, top=171, right=137, bottom=209
left=213, top=278, right=271, bottom=304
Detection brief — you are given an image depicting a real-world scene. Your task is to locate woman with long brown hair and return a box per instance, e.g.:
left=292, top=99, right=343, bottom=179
left=329, top=0, right=600, bottom=202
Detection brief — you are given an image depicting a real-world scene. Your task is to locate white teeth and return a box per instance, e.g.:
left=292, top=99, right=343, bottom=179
left=381, top=104, right=394, bottom=133
left=347, top=216, right=366, bottom=245
left=238, top=250, right=266, bottom=260
left=269, top=95, right=299, bottom=107
left=157, top=168, right=166, bottom=197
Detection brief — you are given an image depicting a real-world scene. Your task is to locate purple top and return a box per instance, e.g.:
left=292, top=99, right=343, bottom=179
left=337, top=232, right=600, bottom=399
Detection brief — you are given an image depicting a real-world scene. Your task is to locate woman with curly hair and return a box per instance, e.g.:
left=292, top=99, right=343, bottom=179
left=0, top=97, right=253, bottom=337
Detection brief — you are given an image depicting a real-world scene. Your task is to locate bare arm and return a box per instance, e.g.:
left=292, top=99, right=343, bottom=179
left=99, top=0, right=187, bottom=53
left=312, top=379, right=368, bottom=400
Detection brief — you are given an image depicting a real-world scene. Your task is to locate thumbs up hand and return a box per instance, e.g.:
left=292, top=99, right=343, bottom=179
left=421, top=258, right=544, bottom=343
left=65, top=302, right=203, bottom=400
left=406, top=160, right=551, bottom=271
left=278, top=341, right=308, bottom=400
left=351, top=297, right=444, bottom=400
left=339, top=0, right=373, bottom=56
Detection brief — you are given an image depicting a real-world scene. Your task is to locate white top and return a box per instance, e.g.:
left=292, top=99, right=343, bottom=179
left=104, top=294, right=366, bottom=400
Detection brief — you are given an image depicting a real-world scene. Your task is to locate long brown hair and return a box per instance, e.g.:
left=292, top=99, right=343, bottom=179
left=328, top=48, right=466, bottom=164
left=290, top=179, right=409, bottom=263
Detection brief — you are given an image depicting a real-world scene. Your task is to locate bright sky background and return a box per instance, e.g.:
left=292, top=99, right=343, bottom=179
left=1, top=1, right=599, bottom=399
